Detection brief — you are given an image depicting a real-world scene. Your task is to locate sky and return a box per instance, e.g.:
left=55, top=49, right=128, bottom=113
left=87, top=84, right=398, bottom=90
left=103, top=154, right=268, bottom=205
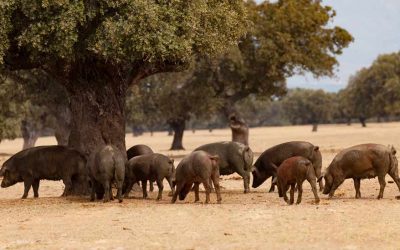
left=258, top=0, right=400, bottom=92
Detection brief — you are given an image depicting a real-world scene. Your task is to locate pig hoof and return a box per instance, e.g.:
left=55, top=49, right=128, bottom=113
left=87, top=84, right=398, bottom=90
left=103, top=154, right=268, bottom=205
left=244, top=189, right=250, bottom=194
left=118, top=199, right=123, bottom=203
left=217, top=200, right=222, bottom=204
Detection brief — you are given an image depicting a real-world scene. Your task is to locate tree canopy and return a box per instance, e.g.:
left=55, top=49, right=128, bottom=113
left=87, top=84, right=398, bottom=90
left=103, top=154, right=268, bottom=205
left=194, top=0, right=353, bottom=117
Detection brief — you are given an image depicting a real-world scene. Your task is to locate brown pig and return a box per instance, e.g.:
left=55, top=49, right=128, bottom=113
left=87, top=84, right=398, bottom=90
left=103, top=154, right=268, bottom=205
left=320, top=144, right=400, bottom=199
left=171, top=151, right=221, bottom=204
left=277, top=156, right=320, bottom=205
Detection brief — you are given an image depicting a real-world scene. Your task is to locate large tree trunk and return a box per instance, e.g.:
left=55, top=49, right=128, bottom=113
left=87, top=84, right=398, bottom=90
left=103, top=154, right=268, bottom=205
left=21, top=120, right=40, bottom=149
left=169, top=119, right=185, bottom=150
left=66, top=81, right=127, bottom=195
left=229, top=114, right=249, bottom=146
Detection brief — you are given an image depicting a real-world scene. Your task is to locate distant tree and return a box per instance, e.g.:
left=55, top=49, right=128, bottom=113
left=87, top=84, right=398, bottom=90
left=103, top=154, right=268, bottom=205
left=0, top=78, right=25, bottom=142
left=333, top=89, right=353, bottom=125
left=282, top=88, right=333, bottom=132
left=140, top=72, right=222, bottom=150
left=343, top=52, right=400, bottom=127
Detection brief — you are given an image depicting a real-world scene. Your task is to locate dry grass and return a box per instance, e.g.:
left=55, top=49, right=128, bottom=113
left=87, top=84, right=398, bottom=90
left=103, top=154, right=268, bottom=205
left=1, top=122, right=400, bottom=249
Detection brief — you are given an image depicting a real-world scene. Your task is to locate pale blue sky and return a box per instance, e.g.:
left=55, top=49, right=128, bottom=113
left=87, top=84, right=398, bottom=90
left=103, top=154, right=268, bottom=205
left=257, top=0, right=400, bottom=92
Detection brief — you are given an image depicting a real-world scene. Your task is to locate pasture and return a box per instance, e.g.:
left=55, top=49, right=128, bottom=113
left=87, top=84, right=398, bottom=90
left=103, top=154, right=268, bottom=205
left=1, top=123, right=400, bottom=249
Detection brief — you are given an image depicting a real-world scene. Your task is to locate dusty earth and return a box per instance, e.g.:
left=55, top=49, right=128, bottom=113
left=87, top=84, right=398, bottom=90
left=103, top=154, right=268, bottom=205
left=1, top=122, right=400, bottom=249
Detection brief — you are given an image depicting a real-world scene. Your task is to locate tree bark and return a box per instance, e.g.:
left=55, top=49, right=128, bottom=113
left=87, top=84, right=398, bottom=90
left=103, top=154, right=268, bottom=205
left=346, top=117, right=351, bottom=126
left=169, top=119, right=185, bottom=150
left=21, top=120, right=40, bottom=150
left=66, top=81, right=127, bottom=195
left=131, top=125, right=143, bottom=137
left=229, top=114, right=249, bottom=146
left=359, top=117, right=367, bottom=127
left=312, top=123, right=318, bottom=132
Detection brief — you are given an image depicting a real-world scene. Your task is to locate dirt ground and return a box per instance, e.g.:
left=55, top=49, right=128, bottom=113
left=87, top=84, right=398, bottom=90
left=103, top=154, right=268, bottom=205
left=1, top=122, right=400, bottom=249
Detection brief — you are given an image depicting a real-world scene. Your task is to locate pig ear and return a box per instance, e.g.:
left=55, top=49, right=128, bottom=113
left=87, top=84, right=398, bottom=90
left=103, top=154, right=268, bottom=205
left=210, top=155, right=220, bottom=162
left=0, top=166, right=7, bottom=177
left=314, top=146, right=319, bottom=151
left=391, top=146, right=397, bottom=155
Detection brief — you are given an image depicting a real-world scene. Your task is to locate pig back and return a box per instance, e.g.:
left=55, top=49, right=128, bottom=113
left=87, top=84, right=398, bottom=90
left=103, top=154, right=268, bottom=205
left=194, top=141, right=253, bottom=174
left=126, top=144, right=153, bottom=160
left=256, top=141, right=317, bottom=170
left=329, top=144, right=393, bottom=178
left=5, top=146, right=86, bottom=180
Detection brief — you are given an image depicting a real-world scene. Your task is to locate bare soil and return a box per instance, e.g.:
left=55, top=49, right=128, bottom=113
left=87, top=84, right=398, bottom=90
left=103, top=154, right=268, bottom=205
left=1, top=123, right=400, bottom=249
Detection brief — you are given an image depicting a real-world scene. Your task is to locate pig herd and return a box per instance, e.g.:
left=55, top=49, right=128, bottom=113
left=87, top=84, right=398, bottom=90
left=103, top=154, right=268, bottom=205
left=1, top=141, right=400, bottom=205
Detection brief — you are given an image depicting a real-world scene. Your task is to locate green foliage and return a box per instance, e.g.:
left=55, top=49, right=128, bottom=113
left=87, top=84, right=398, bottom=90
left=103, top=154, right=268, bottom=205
left=0, top=1, right=13, bottom=64
left=2, top=0, right=247, bottom=73
left=282, top=88, right=333, bottom=125
left=343, top=52, right=400, bottom=121
left=0, top=69, right=69, bottom=142
left=0, top=77, right=25, bottom=141
left=194, top=0, right=352, bottom=116
left=127, top=69, right=222, bottom=129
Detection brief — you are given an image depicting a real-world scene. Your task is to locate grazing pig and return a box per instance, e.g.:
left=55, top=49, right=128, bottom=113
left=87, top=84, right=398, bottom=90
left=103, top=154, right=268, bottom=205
left=90, top=145, right=125, bottom=203
left=194, top=141, right=253, bottom=193
left=0, top=146, right=87, bottom=199
left=126, top=144, right=153, bottom=160
left=320, top=144, right=400, bottom=199
left=126, top=144, right=155, bottom=191
left=252, top=141, right=323, bottom=192
left=277, top=156, right=320, bottom=205
left=171, top=151, right=221, bottom=204
left=123, top=153, right=175, bottom=200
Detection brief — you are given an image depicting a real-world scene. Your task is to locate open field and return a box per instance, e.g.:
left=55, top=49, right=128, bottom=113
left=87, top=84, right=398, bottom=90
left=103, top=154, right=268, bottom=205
left=1, top=122, right=400, bottom=249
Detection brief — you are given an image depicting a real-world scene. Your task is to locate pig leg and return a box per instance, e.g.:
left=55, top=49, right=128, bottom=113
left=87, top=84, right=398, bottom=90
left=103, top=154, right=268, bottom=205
left=296, top=180, right=304, bottom=204
left=142, top=180, right=148, bottom=199
left=103, top=181, right=111, bottom=202
left=353, top=178, right=361, bottom=199
left=203, top=179, right=212, bottom=204
left=388, top=171, right=400, bottom=194
left=212, top=171, right=222, bottom=204
left=167, top=177, right=175, bottom=197
left=377, top=175, right=386, bottom=199
left=123, top=181, right=134, bottom=198
left=156, top=178, right=164, bottom=201
left=115, top=181, right=123, bottom=203
left=307, top=178, right=320, bottom=204
left=149, top=181, right=154, bottom=192
left=269, top=176, right=277, bottom=192
left=62, top=177, right=73, bottom=197
left=32, top=179, right=40, bottom=198
left=289, top=184, right=295, bottom=205
left=22, top=178, right=33, bottom=199
left=171, top=182, right=184, bottom=203
left=90, top=181, right=96, bottom=201
left=282, top=183, right=289, bottom=203
left=194, top=182, right=200, bottom=202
